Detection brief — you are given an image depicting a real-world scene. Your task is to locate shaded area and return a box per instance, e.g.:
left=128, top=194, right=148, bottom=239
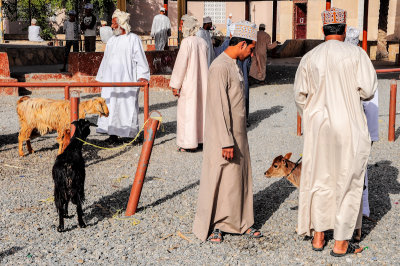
left=395, top=126, right=400, bottom=141
left=139, top=99, right=177, bottom=113
left=360, top=161, right=400, bottom=241
left=0, top=246, right=24, bottom=262
left=253, top=178, right=296, bottom=229
left=248, top=105, right=284, bottom=131
left=84, top=180, right=199, bottom=225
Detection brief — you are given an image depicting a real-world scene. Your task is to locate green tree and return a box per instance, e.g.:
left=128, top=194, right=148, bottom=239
left=3, top=0, right=116, bottom=40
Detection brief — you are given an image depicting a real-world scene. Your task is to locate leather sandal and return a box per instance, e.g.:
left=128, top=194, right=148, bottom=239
left=207, top=229, right=223, bottom=243
left=244, top=227, right=263, bottom=238
left=330, top=242, right=363, bottom=257
left=311, top=236, right=326, bottom=251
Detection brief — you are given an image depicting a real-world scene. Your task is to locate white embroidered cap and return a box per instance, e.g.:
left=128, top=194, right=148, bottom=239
left=345, top=27, right=360, bottom=46
left=232, top=20, right=257, bottom=42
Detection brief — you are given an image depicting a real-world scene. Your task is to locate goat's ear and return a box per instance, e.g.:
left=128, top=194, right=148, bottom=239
left=284, top=159, right=288, bottom=168
left=71, top=120, right=79, bottom=126
left=284, top=153, right=292, bottom=160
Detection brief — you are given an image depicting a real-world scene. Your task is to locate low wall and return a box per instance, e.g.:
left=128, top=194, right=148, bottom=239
left=0, top=44, right=65, bottom=66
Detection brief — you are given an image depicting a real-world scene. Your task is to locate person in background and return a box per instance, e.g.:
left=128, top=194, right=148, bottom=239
left=150, top=7, right=172, bottom=51
left=344, top=26, right=379, bottom=242
left=226, top=13, right=233, bottom=38
left=81, top=3, right=97, bottom=52
left=196, top=16, right=215, bottom=67
left=28, top=19, right=44, bottom=42
left=170, top=15, right=208, bottom=152
left=96, top=9, right=150, bottom=144
left=61, top=10, right=79, bottom=72
left=249, top=23, right=278, bottom=84
left=99, top=20, right=113, bottom=44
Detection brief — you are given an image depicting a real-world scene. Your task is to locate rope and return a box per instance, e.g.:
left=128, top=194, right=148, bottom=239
left=112, top=209, right=141, bottom=226
left=76, top=116, right=163, bottom=150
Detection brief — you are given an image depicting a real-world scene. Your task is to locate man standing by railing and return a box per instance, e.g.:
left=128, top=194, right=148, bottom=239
left=96, top=9, right=150, bottom=144
left=151, top=7, right=171, bottom=51
left=81, top=3, right=97, bottom=52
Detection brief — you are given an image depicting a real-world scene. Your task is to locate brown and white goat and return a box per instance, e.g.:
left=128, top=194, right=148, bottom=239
left=264, top=153, right=301, bottom=188
left=17, top=96, right=109, bottom=156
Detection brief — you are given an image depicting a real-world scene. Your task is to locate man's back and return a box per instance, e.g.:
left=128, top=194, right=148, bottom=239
left=28, top=25, right=43, bottom=42
left=296, top=40, right=376, bottom=133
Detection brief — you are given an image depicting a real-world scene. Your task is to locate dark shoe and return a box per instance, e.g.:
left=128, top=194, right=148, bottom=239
left=330, top=241, right=363, bottom=257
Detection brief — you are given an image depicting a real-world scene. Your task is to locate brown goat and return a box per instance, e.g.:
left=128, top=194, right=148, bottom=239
left=264, top=153, right=302, bottom=188
left=17, top=96, right=109, bottom=156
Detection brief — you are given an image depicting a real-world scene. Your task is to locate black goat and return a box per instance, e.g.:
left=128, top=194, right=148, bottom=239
left=52, top=119, right=96, bottom=232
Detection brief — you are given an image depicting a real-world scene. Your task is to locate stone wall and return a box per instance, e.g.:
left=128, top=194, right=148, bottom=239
left=0, top=44, right=65, bottom=66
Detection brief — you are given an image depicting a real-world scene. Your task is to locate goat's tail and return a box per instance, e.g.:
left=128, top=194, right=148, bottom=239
left=17, top=96, right=30, bottom=105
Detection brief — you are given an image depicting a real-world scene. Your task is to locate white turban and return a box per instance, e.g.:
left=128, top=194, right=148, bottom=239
left=31, top=18, right=37, bottom=25
left=112, top=9, right=131, bottom=33
left=345, top=27, right=360, bottom=46
left=182, top=16, right=200, bottom=38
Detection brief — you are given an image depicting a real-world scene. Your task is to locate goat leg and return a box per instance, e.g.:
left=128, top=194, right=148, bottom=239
left=26, top=139, right=34, bottom=154
left=76, top=203, right=86, bottom=228
left=57, top=207, right=65, bottom=233
left=63, top=201, right=72, bottom=218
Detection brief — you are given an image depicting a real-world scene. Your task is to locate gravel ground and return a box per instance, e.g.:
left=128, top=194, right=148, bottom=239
left=0, top=78, right=399, bottom=265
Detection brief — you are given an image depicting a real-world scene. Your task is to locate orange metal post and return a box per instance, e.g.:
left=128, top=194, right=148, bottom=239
left=297, top=112, right=302, bottom=136
left=362, top=0, right=369, bottom=52
left=64, top=86, right=70, bottom=100
left=388, top=80, right=397, bottom=142
left=326, top=0, right=331, bottom=10
left=126, top=118, right=160, bottom=216
left=70, top=97, right=80, bottom=137
left=144, top=82, right=149, bottom=122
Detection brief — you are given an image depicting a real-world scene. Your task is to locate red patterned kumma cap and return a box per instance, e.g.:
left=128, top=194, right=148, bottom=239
left=321, top=7, right=347, bottom=25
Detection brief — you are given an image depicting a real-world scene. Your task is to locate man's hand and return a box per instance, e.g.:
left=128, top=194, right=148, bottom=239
left=222, top=147, right=234, bottom=160
left=172, top=88, right=180, bottom=97
left=138, top=78, right=148, bottom=83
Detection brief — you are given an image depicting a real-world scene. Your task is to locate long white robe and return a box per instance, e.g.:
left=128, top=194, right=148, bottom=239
left=169, top=36, right=209, bottom=149
left=196, top=28, right=215, bottom=67
left=294, top=40, right=377, bottom=241
left=361, top=90, right=379, bottom=217
left=151, top=14, right=171, bottom=51
left=96, top=33, right=150, bottom=137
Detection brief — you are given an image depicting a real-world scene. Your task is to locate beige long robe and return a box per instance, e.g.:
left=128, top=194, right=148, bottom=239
left=169, top=36, right=209, bottom=149
left=193, top=52, right=254, bottom=241
left=294, top=40, right=377, bottom=241
left=249, top=31, right=274, bottom=81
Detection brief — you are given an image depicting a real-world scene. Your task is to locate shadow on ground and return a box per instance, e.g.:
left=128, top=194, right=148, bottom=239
left=248, top=105, right=284, bottom=131
left=0, top=246, right=24, bottom=262
left=253, top=178, right=296, bottom=229
left=360, top=160, right=400, bottom=241
left=84, top=180, right=199, bottom=225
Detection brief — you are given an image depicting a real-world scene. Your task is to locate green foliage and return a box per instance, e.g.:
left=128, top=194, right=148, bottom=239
left=3, top=0, right=117, bottom=39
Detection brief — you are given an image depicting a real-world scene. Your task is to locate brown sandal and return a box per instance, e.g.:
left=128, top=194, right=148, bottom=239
left=207, top=229, right=223, bottom=243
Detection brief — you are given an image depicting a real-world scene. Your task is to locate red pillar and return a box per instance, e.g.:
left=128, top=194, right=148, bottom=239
left=326, top=0, right=331, bottom=10
left=362, top=0, right=369, bottom=52
left=164, top=0, right=168, bottom=16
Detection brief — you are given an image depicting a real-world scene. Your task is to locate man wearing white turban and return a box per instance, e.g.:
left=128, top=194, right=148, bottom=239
left=193, top=21, right=260, bottom=243
left=169, top=16, right=208, bottom=152
left=96, top=9, right=150, bottom=144
left=151, top=7, right=171, bottom=50
left=196, top=16, right=215, bottom=67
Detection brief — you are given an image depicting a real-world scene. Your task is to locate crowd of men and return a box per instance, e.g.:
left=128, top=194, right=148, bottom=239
left=95, top=6, right=378, bottom=258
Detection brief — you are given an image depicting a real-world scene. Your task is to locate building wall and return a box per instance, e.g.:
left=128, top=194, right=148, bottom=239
left=386, top=0, right=400, bottom=41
